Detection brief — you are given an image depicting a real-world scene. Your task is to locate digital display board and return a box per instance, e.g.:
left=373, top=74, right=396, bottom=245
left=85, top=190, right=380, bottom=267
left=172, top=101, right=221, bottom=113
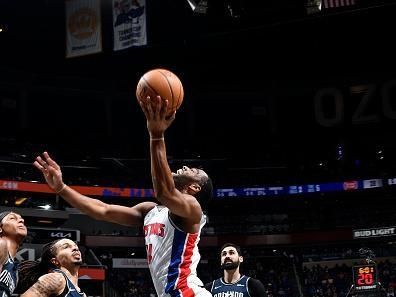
left=1, top=176, right=396, bottom=199
left=352, top=264, right=378, bottom=291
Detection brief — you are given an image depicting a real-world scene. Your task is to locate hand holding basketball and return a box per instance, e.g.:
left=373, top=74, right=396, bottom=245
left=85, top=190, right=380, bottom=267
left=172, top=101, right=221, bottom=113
left=136, top=68, right=184, bottom=116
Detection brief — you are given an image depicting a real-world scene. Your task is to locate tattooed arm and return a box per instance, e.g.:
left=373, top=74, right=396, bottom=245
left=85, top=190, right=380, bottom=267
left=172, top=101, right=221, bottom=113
left=20, top=272, right=66, bottom=297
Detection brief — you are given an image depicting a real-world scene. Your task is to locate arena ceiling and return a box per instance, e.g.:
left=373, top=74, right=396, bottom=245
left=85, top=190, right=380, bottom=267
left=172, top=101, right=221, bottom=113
left=0, top=0, right=396, bottom=174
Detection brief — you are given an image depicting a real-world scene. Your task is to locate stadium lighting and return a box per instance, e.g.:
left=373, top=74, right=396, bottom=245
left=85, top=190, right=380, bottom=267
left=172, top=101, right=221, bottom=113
left=186, top=0, right=208, bottom=14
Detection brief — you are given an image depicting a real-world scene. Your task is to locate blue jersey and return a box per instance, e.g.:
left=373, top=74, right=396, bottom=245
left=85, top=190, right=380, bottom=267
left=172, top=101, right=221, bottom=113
left=0, top=254, right=18, bottom=297
left=53, top=269, right=86, bottom=297
left=210, top=275, right=251, bottom=297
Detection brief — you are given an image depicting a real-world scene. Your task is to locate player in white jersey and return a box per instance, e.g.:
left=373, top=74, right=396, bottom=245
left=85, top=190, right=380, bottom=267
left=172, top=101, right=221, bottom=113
left=144, top=206, right=207, bottom=296
left=34, top=95, right=213, bottom=297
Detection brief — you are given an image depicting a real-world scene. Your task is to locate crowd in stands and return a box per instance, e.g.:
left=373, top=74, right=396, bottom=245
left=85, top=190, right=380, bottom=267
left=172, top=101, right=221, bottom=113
left=301, top=259, right=396, bottom=297
left=302, top=263, right=352, bottom=297
left=93, top=245, right=396, bottom=297
left=108, top=269, right=156, bottom=297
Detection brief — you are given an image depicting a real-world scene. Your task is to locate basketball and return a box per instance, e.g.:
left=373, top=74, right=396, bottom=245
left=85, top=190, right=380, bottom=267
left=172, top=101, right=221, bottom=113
left=136, top=68, right=184, bottom=116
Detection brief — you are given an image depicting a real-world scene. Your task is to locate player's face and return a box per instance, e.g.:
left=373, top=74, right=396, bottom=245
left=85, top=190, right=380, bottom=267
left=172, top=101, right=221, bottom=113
left=173, top=166, right=205, bottom=177
left=221, top=247, right=243, bottom=270
left=53, top=239, right=83, bottom=267
left=172, top=166, right=207, bottom=183
left=172, top=166, right=207, bottom=191
left=0, top=212, right=27, bottom=238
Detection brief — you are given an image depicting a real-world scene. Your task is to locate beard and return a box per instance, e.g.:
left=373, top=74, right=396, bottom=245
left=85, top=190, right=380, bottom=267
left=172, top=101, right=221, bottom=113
left=73, top=260, right=83, bottom=266
left=173, top=175, right=190, bottom=190
left=221, top=261, right=240, bottom=271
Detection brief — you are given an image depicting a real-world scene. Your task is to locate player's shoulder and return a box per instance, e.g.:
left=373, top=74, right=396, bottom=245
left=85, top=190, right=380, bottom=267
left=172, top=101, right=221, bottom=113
left=136, top=201, right=158, bottom=214
left=37, top=272, right=67, bottom=292
left=41, top=271, right=65, bottom=281
left=247, top=276, right=267, bottom=295
left=247, top=276, right=265, bottom=287
left=247, top=276, right=263, bottom=282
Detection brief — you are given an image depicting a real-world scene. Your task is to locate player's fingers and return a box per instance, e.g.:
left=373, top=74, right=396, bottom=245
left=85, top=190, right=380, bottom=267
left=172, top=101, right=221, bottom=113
left=44, top=152, right=60, bottom=170
left=36, top=156, right=49, bottom=169
left=139, top=100, right=149, bottom=117
left=33, top=160, right=44, bottom=171
left=160, top=98, right=168, bottom=118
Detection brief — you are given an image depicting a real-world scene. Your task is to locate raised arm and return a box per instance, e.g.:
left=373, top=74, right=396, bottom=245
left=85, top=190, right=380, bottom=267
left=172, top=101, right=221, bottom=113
left=20, top=272, right=66, bottom=297
left=34, top=152, right=156, bottom=226
left=139, top=96, right=202, bottom=224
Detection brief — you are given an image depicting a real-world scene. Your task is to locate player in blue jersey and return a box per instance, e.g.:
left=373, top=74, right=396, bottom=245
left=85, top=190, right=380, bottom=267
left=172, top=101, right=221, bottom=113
left=18, top=239, right=86, bottom=297
left=0, top=211, right=27, bottom=297
left=205, top=243, right=267, bottom=297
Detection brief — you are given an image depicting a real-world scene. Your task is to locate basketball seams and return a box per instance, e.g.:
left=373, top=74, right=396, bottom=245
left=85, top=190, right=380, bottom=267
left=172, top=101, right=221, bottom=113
left=175, top=82, right=183, bottom=109
left=157, top=69, right=176, bottom=111
left=141, top=76, right=160, bottom=99
left=136, top=68, right=183, bottom=115
left=173, top=82, right=181, bottom=110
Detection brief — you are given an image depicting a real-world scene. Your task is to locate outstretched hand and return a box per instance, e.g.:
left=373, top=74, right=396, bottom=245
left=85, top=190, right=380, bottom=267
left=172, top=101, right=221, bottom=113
left=33, top=152, right=65, bottom=193
left=139, top=95, right=176, bottom=137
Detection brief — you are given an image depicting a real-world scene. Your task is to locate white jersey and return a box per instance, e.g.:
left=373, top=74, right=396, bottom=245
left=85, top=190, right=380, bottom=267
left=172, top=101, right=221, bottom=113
left=143, top=206, right=211, bottom=297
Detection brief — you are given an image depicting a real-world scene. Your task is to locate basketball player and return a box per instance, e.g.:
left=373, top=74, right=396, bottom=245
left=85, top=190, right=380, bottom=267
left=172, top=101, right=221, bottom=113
left=33, top=95, right=213, bottom=297
left=205, top=243, right=267, bottom=297
left=0, top=211, right=27, bottom=297
left=17, top=238, right=86, bottom=296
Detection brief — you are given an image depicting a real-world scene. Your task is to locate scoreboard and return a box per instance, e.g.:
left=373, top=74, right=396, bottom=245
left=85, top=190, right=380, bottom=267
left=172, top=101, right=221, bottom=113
left=352, top=264, right=378, bottom=292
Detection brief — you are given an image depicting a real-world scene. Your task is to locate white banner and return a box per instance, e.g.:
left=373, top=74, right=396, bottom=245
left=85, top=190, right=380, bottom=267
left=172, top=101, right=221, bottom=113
left=353, top=227, right=396, bottom=239
left=65, top=0, right=102, bottom=58
left=112, top=258, right=148, bottom=268
left=112, top=0, right=147, bottom=51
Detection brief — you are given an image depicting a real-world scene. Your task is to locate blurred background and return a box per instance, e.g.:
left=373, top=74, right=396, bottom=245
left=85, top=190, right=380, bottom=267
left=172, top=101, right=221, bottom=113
left=2, top=0, right=396, bottom=296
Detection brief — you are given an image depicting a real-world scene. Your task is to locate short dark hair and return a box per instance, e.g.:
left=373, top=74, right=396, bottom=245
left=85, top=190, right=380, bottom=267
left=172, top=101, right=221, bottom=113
left=0, top=211, right=11, bottom=224
left=0, top=211, right=13, bottom=236
left=220, top=243, right=242, bottom=256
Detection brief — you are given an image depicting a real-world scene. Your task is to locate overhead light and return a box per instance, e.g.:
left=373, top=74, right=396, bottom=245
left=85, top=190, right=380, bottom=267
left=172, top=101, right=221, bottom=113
left=37, top=219, right=53, bottom=224
left=0, top=24, right=8, bottom=33
left=186, top=0, right=196, bottom=10
left=38, top=204, right=52, bottom=210
left=186, top=0, right=208, bottom=14
left=15, top=197, right=28, bottom=206
left=305, top=0, right=322, bottom=14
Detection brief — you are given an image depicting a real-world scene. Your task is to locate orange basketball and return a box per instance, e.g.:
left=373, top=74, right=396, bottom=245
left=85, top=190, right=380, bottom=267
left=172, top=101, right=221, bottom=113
left=136, top=68, right=184, bottom=116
